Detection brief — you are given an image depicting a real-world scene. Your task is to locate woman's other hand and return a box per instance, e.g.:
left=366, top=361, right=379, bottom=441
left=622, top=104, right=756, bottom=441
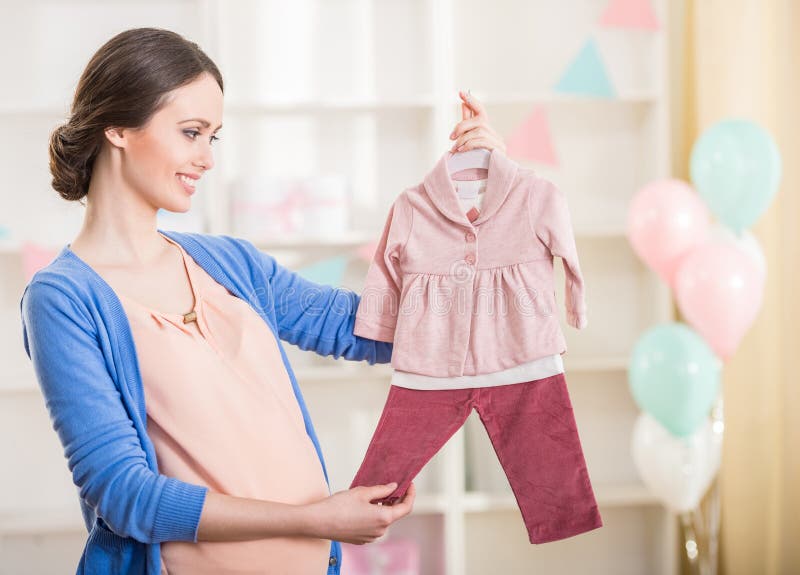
left=449, top=90, right=506, bottom=155
left=304, top=482, right=416, bottom=545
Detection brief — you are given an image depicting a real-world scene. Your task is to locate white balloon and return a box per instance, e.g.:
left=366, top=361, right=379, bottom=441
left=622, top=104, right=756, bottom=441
left=631, top=411, right=723, bottom=513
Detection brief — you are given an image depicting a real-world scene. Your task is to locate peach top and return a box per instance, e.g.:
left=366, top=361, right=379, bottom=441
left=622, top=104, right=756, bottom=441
left=117, top=233, right=331, bottom=575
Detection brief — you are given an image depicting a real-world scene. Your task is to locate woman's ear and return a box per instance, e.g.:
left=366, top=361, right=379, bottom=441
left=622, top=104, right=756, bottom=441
left=103, top=127, right=127, bottom=149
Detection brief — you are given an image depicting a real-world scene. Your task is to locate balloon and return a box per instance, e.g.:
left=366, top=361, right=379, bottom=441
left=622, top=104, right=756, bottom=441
left=627, top=179, right=711, bottom=286
left=628, top=322, right=721, bottom=437
left=674, top=237, right=764, bottom=359
left=706, top=223, right=766, bottom=281
left=631, top=412, right=723, bottom=513
left=690, top=119, right=782, bottom=233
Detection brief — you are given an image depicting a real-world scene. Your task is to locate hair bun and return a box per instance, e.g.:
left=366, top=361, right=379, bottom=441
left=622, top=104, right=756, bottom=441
left=48, top=122, right=94, bottom=202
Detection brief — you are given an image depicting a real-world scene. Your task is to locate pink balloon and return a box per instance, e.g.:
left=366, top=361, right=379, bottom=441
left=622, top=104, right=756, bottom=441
left=707, top=224, right=766, bottom=281
left=674, top=238, right=764, bottom=359
left=627, top=179, right=711, bottom=286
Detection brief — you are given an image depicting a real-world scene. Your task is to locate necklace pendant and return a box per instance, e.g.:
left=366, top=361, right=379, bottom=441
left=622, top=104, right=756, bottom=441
left=183, top=310, right=197, bottom=324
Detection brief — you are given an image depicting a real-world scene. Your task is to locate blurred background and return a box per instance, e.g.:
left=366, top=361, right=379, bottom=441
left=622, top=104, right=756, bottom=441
left=0, top=1, right=797, bottom=574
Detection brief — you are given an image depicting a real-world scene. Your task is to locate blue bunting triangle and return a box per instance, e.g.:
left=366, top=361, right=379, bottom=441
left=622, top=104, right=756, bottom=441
left=554, top=38, right=616, bottom=98
left=297, top=255, right=349, bottom=287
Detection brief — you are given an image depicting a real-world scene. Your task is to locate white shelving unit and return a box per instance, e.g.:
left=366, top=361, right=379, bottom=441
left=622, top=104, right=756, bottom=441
left=0, top=1, right=677, bottom=574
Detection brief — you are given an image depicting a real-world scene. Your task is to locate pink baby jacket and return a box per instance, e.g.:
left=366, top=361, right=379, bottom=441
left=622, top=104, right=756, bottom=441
left=353, top=148, right=587, bottom=378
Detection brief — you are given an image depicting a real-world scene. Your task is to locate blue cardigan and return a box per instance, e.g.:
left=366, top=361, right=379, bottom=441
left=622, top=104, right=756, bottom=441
left=19, top=230, right=393, bottom=575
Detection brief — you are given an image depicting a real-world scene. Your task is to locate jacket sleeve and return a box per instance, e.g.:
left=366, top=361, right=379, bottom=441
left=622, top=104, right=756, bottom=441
left=529, top=179, right=588, bottom=329
left=353, top=193, right=412, bottom=343
left=254, top=246, right=393, bottom=364
left=19, top=281, right=208, bottom=544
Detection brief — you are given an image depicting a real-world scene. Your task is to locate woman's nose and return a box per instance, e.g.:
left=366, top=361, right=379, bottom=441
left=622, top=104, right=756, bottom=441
left=196, top=146, right=215, bottom=171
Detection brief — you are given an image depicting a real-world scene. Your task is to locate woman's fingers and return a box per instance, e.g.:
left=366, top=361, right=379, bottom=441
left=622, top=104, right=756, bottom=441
left=358, top=482, right=398, bottom=504
left=460, top=89, right=487, bottom=118
left=450, top=117, right=481, bottom=140
left=451, top=91, right=488, bottom=139
left=462, top=100, right=473, bottom=121
left=451, top=126, right=504, bottom=154
left=453, top=137, right=495, bottom=154
left=450, top=125, right=488, bottom=150
left=389, top=482, right=416, bottom=521
left=449, top=91, right=507, bottom=153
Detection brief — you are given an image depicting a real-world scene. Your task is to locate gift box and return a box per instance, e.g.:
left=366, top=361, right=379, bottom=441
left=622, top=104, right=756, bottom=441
left=341, top=537, right=420, bottom=575
left=231, top=174, right=349, bottom=242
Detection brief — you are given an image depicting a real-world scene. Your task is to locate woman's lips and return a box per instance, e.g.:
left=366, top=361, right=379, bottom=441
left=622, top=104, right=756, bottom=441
left=177, top=173, right=197, bottom=195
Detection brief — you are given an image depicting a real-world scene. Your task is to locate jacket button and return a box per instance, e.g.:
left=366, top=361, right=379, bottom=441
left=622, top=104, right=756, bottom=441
left=465, top=254, right=475, bottom=265
left=329, top=556, right=338, bottom=566
left=465, top=231, right=475, bottom=242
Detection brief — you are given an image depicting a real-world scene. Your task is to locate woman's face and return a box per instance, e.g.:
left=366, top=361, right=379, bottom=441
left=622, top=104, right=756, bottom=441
left=113, top=72, right=223, bottom=213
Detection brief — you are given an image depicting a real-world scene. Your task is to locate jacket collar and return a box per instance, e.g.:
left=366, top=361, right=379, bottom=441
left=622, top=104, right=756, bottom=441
left=423, top=148, right=519, bottom=227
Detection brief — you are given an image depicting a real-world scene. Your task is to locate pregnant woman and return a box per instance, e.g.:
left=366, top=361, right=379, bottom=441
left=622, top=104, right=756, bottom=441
left=20, top=27, right=506, bottom=575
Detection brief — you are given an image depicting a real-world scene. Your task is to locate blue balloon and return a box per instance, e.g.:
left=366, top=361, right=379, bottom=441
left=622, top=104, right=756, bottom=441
left=628, top=322, right=721, bottom=437
left=690, top=119, right=781, bottom=233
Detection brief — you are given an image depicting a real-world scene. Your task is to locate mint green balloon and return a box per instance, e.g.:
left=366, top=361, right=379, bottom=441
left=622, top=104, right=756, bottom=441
left=690, top=119, right=781, bottom=233
left=628, top=323, right=721, bottom=437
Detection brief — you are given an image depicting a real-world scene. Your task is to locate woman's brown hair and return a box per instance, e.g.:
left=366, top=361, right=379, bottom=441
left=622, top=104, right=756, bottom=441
left=48, top=27, right=223, bottom=204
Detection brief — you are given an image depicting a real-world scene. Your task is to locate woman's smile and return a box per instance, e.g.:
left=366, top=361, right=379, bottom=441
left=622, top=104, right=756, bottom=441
left=177, top=173, right=200, bottom=195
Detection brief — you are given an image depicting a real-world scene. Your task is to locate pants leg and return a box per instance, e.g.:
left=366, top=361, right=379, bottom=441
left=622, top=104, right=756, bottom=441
left=475, top=373, right=604, bottom=543
left=350, top=385, right=474, bottom=504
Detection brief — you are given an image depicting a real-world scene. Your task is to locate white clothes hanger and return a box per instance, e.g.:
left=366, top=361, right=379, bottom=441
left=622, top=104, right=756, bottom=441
left=448, top=148, right=491, bottom=201
left=446, top=148, right=491, bottom=175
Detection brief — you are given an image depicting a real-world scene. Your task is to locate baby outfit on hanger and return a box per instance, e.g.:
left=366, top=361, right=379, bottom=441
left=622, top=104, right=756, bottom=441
left=350, top=148, right=603, bottom=544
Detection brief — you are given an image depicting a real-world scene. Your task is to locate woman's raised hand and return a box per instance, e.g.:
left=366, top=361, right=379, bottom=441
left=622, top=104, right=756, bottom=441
left=449, top=90, right=507, bottom=155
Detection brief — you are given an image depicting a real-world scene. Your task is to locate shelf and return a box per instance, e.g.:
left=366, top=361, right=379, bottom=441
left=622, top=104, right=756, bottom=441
left=479, top=92, right=659, bottom=106
left=0, top=104, right=69, bottom=117
left=294, top=364, right=394, bottom=383
left=233, top=226, right=632, bottom=251
left=0, top=355, right=631, bottom=398
left=0, top=91, right=658, bottom=119
left=0, top=493, right=449, bottom=537
left=565, top=355, right=629, bottom=372
left=0, top=229, right=633, bottom=258
left=0, top=484, right=660, bottom=537
left=2, top=98, right=434, bottom=117
left=0, top=383, right=39, bottom=396
left=411, top=494, right=448, bottom=515
left=0, top=229, right=631, bottom=257
left=463, top=482, right=661, bottom=513
left=575, top=227, right=630, bottom=239
left=225, top=97, right=437, bottom=114
left=0, top=507, right=84, bottom=536
left=251, top=231, right=378, bottom=250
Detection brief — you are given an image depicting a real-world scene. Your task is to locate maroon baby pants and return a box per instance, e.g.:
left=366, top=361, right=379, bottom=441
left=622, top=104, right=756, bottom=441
left=349, top=373, right=603, bottom=544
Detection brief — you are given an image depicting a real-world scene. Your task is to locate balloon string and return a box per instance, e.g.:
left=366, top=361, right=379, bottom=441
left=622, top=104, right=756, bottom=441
left=680, top=510, right=700, bottom=573
left=685, top=393, right=723, bottom=575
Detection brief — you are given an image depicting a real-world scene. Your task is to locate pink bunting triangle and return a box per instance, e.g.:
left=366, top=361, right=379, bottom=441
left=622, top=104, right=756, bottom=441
left=599, top=0, right=660, bottom=30
left=21, top=242, right=58, bottom=283
left=505, top=106, right=558, bottom=166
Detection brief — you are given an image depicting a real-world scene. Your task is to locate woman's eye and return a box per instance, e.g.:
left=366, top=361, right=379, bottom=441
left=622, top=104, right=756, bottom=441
left=184, top=130, right=220, bottom=145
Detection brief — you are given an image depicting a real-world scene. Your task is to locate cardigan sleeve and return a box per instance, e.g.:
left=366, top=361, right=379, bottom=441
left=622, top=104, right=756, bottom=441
left=254, top=244, right=393, bottom=364
left=353, top=193, right=413, bottom=343
left=19, top=281, right=208, bottom=544
left=529, top=179, right=588, bottom=330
